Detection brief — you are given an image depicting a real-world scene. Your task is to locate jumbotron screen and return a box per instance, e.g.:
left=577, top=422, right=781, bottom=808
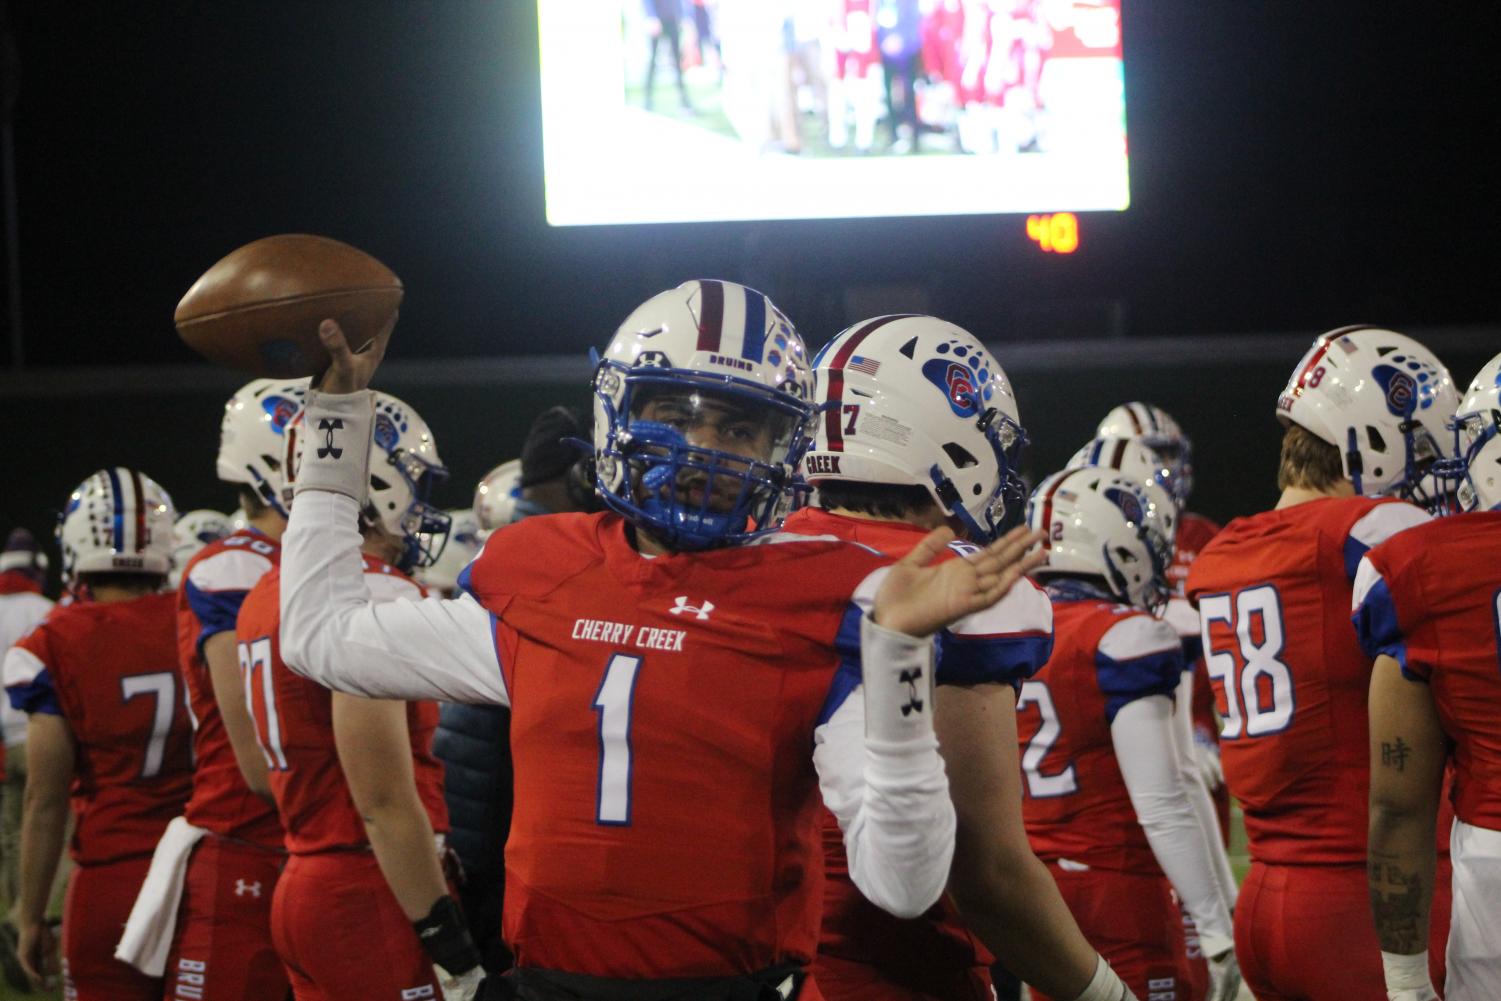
left=539, top=1, right=1128, bottom=226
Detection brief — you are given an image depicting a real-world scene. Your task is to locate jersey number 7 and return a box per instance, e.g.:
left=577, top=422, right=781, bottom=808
left=1199, top=585, right=1295, bottom=739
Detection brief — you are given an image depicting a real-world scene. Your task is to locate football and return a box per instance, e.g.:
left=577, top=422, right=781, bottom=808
left=174, top=233, right=403, bottom=377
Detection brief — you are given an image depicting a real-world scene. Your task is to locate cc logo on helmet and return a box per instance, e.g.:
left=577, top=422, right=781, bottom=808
left=922, top=358, right=979, bottom=417
left=262, top=396, right=300, bottom=434
left=1373, top=365, right=1418, bottom=417
left=1103, top=486, right=1145, bottom=526
left=374, top=413, right=401, bottom=451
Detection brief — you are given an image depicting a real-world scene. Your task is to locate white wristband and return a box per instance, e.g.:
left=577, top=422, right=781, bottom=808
left=292, top=389, right=374, bottom=503
left=1072, top=954, right=1134, bottom=1001
left=1381, top=950, right=1435, bottom=998
left=859, top=615, right=936, bottom=744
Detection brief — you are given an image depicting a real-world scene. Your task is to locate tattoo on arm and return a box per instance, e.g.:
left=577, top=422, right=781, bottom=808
left=1368, top=855, right=1428, bottom=954
left=1381, top=738, right=1412, bottom=770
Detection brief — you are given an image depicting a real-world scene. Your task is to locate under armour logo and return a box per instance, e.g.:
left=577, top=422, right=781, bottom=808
left=316, top=418, right=344, bottom=459
left=898, top=668, right=924, bottom=717
left=234, top=879, right=262, bottom=898
left=668, top=596, right=714, bottom=620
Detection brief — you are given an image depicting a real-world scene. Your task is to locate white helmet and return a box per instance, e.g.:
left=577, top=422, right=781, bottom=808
left=473, top=459, right=523, bottom=536
left=591, top=279, right=816, bottom=549
left=57, top=468, right=177, bottom=586
left=1277, top=326, right=1459, bottom=510
left=217, top=378, right=309, bottom=516
left=1096, top=402, right=1193, bottom=504
left=169, top=509, right=232, bottom=588
left=1026, top=466, right=1177, bottom=612
left=1066, top=436, right=1180, bottom=542
left=415, top=508, right=483, bottom=595
left=801, top=315, right=1027, bottom=542
left=285, top=391, right=451, bottom=571
left=1436, top=352, right=1501, bottom=512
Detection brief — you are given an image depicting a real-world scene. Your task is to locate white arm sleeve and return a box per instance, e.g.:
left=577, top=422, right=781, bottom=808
left=812, top=581, right=955, bottom=921
left=279, top=489, right=507, bottom=705
left=1110, top=695, right=1235, bottom=945
left=1173, top=671, right=1239, bottom=918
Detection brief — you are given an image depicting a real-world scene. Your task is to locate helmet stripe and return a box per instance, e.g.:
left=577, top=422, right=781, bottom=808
left=695, top=280, right=725, bottom=352
left=1037, top=474, right=1066, bottom=550
left=1289, top=339, right=1334, bottom=400
left=104, top=467, right=126, bottom=553
left=1110, top=438, right=1129, bottom=469
left=128, top=468, right=147, bottom=553
left=1124, top=407, right=1144, bottom=435
left=740, top=289, right=766, bottom=362
left=823, top=315, right=904, bottom=453
left=1089, top=439, right=1106, bottom=465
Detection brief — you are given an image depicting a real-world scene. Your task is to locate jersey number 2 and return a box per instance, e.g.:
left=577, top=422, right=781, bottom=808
left=1200, top=585, right=1295, bottom=739
left=593, top=653, right=643, bottom=825
left=1017, top=681, right=1078, bottom=798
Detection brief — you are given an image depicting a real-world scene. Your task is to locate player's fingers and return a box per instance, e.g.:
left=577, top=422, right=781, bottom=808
left=318, top=318, right=354, bottom=362
left=898, top=526, right=956, bottom=569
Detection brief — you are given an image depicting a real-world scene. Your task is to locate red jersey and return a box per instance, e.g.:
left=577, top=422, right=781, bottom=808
left=458, top=511, right=896, bottom=979
left=1354, top=511, right=1501, bottom=831
left=177, top=530, right=285, bottom=847
left=782, top=508, right=1054, bottom=984
left=1185, top=496, right=1429, bottom=865
left=237, top=555, right=446, bottom=855
left=1019, top=590, right=1184, bottom=872
left=4, top=592, right=192, bottom=864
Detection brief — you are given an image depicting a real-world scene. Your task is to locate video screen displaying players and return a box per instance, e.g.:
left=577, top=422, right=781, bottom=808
left=539, top=1, right=1128, bottom=226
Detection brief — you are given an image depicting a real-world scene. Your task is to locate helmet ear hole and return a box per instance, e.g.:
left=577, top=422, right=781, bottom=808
left=1366, top=426, right=1387, bottom=452
left=942, top=443, right=978, bottom=469
left=371, top=475, right=391, bottom=492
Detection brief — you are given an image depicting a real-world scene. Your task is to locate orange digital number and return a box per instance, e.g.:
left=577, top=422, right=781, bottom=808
left=1026, top=213, right=1080, bottom=254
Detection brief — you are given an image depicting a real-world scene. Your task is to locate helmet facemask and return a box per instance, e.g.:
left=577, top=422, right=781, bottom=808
left=593, top=364, right=813, bottom=550
left=365, top=444, right=452, bottom=572
left=928, top=404, right=1029, bottom=543
left=1434, top=407, right=1501, bottom=513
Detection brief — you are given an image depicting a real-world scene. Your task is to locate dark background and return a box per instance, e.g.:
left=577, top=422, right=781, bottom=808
left=2, top=2, right=1498, bottom=557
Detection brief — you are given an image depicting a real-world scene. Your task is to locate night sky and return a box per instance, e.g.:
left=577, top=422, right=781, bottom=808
left=4, top=1, right=1499, bottom=369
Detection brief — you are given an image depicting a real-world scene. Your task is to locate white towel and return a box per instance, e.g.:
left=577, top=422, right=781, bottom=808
left=114, top=816, right=210, bottom=975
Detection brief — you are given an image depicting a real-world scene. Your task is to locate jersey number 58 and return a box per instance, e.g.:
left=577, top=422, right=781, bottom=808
left=1199, top=585, right=1295, bottom=739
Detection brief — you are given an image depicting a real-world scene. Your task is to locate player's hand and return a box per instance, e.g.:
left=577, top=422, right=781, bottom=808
left=1387, top=989, right=1439, bottom=1001
left=16, top=919, right=57, bottom=991
left=1206, top=945, right=1242, bottom=1001
left=872, top=525, right=1046, bottom=637
left=435, top=963, right=485, bottom=1001
left=1193, top=731, right=1224, bottom=790
left=317, top=315, right=395, bottom=394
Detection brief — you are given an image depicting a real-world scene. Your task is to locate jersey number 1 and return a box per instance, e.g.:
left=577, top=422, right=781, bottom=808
left=593, top=653, right=643, bottom=825
left=1200, top=585, right=1295, bottom=739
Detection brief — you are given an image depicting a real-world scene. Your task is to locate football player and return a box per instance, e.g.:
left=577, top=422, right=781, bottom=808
left=121, top=378, right=306, bottom=1001
left=1186, top=326, right=1459, bottom=1001
left=786, top=315, right=1137, bottom=1001
left=4, top=469, right=192, bottom=999
left=240, top=390, right=472, bottom=999
left=0, top=528, right=55, bottom=919
left=276, top=280, right=1046, bottom=1000
left=1091, top=408, right=1235, bottom=848
left=167, top=510, right=232, bottom=590
left=1022, top=466, right=1240, bottom=1001
left=1069, top=428, right=1237, bottom=991
left=1354, top=352, right=1501, bottom=1001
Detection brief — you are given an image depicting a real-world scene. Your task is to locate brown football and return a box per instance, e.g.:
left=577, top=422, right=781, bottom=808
left=174, top=233, right=402, bottom=377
